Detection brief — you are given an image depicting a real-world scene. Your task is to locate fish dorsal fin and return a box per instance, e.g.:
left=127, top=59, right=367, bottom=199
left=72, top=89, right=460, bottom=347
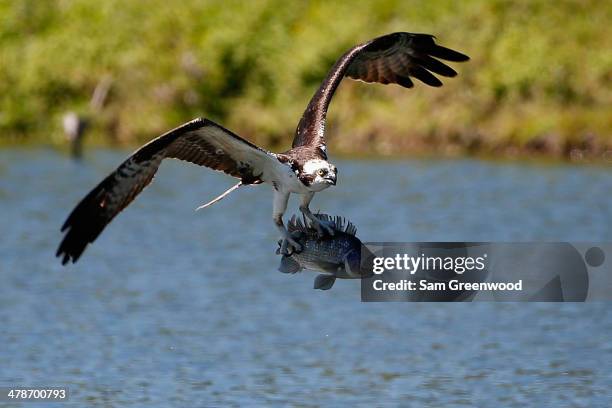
left=312, top=213, right=357, bottom=236
left=288, top=213, right=357, bottom=236
left=287, top=214, right=309, bottom=234
left=344, top=221, right=357, bottom=236
left=314, top=274, right=336, bottom=290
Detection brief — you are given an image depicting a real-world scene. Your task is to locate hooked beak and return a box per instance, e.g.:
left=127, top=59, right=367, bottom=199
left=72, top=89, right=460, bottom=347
left=326, top=173, right=337, bottom=185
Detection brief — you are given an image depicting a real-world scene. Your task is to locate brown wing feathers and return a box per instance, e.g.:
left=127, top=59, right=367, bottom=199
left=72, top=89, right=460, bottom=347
left=293, top=32, right=469, bottom=149
left=166, top=123, right=268, bottom=184
left=57, top=118, right=271, bottom=264
left=57, top=151, right=164, bottom=264
left=347, top=33, right=468, bottom=87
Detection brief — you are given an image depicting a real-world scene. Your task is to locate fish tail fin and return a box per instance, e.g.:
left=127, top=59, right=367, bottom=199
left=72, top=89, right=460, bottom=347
left=314, top=274, right=336, bottom=290
left=279, top=256, right=302, bottom=274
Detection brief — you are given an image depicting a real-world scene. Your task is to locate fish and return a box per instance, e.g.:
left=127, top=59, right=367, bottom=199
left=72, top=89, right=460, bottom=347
left=276, top=214, right=373, bottom=290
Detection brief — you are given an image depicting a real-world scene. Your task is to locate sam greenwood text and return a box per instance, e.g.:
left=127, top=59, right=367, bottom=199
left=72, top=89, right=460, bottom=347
left=372, top=280, right=523, bottom=291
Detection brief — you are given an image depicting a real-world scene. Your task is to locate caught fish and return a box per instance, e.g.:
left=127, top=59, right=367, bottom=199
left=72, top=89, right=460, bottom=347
left=277, top=214, right=373, bottom=290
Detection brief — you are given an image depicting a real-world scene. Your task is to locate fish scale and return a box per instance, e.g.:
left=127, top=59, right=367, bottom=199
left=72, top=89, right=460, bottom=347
left=278, top=214, right=373, bottom=290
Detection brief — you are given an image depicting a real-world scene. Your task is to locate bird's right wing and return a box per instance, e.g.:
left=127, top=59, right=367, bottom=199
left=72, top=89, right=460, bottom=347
left=292, top=32, right=469, bottom=152
left=57, top=118, right=283, bottom=264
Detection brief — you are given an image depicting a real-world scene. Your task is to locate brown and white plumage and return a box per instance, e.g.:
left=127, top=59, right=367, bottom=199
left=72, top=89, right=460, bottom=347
left=58, top=32, right=469, bottom=264
left=57, top=118, right=284, bottom=264
left=293, top=32, right=469, bottom=153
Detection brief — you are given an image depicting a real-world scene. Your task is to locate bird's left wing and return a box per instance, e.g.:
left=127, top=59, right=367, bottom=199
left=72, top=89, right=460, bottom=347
left=57, top=118, right=282, bottom=264
left=292, top=32, right=469, bottom=153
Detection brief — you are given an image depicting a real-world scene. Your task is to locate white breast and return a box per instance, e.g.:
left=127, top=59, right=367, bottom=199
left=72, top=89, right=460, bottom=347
left=272, top=163, right=309, bottom=194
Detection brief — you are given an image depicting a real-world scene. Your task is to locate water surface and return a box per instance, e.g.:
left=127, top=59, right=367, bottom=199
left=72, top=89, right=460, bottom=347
left=1, top=149, right=611, bottom=407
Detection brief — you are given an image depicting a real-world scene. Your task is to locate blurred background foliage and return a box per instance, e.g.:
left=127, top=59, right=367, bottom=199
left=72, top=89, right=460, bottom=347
left=1, top=0, right=610, bottom=159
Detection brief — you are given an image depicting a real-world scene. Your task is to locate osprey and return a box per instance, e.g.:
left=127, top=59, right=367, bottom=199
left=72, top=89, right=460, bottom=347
left=57, top=32, right=469, bottom=264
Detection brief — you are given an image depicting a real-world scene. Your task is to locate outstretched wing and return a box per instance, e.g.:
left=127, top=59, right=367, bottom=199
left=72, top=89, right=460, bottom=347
left=57, top=118, right=280, bottom=264
left=293, top=32, right=469, bottom=152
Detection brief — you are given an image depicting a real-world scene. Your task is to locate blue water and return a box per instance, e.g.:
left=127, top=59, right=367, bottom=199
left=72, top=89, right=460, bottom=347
left=1, top=148, right=611, bottom=407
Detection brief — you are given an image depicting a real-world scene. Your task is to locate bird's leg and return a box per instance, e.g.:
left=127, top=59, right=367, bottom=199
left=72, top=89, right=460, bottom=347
left=299, top=192, right=335, bottom=238
left=273, top=191, right=302, bottom=255
left=275, top=216, right=303, bottom=255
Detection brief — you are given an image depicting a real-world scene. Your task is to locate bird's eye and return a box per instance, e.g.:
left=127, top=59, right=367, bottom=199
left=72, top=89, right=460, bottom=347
left=317, top=169, right=326, bottom=176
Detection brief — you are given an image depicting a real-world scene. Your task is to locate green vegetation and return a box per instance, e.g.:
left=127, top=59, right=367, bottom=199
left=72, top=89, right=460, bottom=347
left=1, top=0, right=610, bottom=160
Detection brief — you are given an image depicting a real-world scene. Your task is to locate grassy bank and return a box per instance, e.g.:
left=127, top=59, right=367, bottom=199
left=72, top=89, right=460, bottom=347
left=1, top=0, right=611, bottom=161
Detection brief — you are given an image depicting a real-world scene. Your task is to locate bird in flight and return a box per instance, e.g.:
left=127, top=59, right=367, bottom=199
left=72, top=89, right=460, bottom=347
left=57, top=32, right=469, bottom=264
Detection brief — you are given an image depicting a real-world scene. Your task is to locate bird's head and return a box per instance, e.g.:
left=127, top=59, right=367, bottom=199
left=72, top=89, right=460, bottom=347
left=301, top=159, right=337, bottom=190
